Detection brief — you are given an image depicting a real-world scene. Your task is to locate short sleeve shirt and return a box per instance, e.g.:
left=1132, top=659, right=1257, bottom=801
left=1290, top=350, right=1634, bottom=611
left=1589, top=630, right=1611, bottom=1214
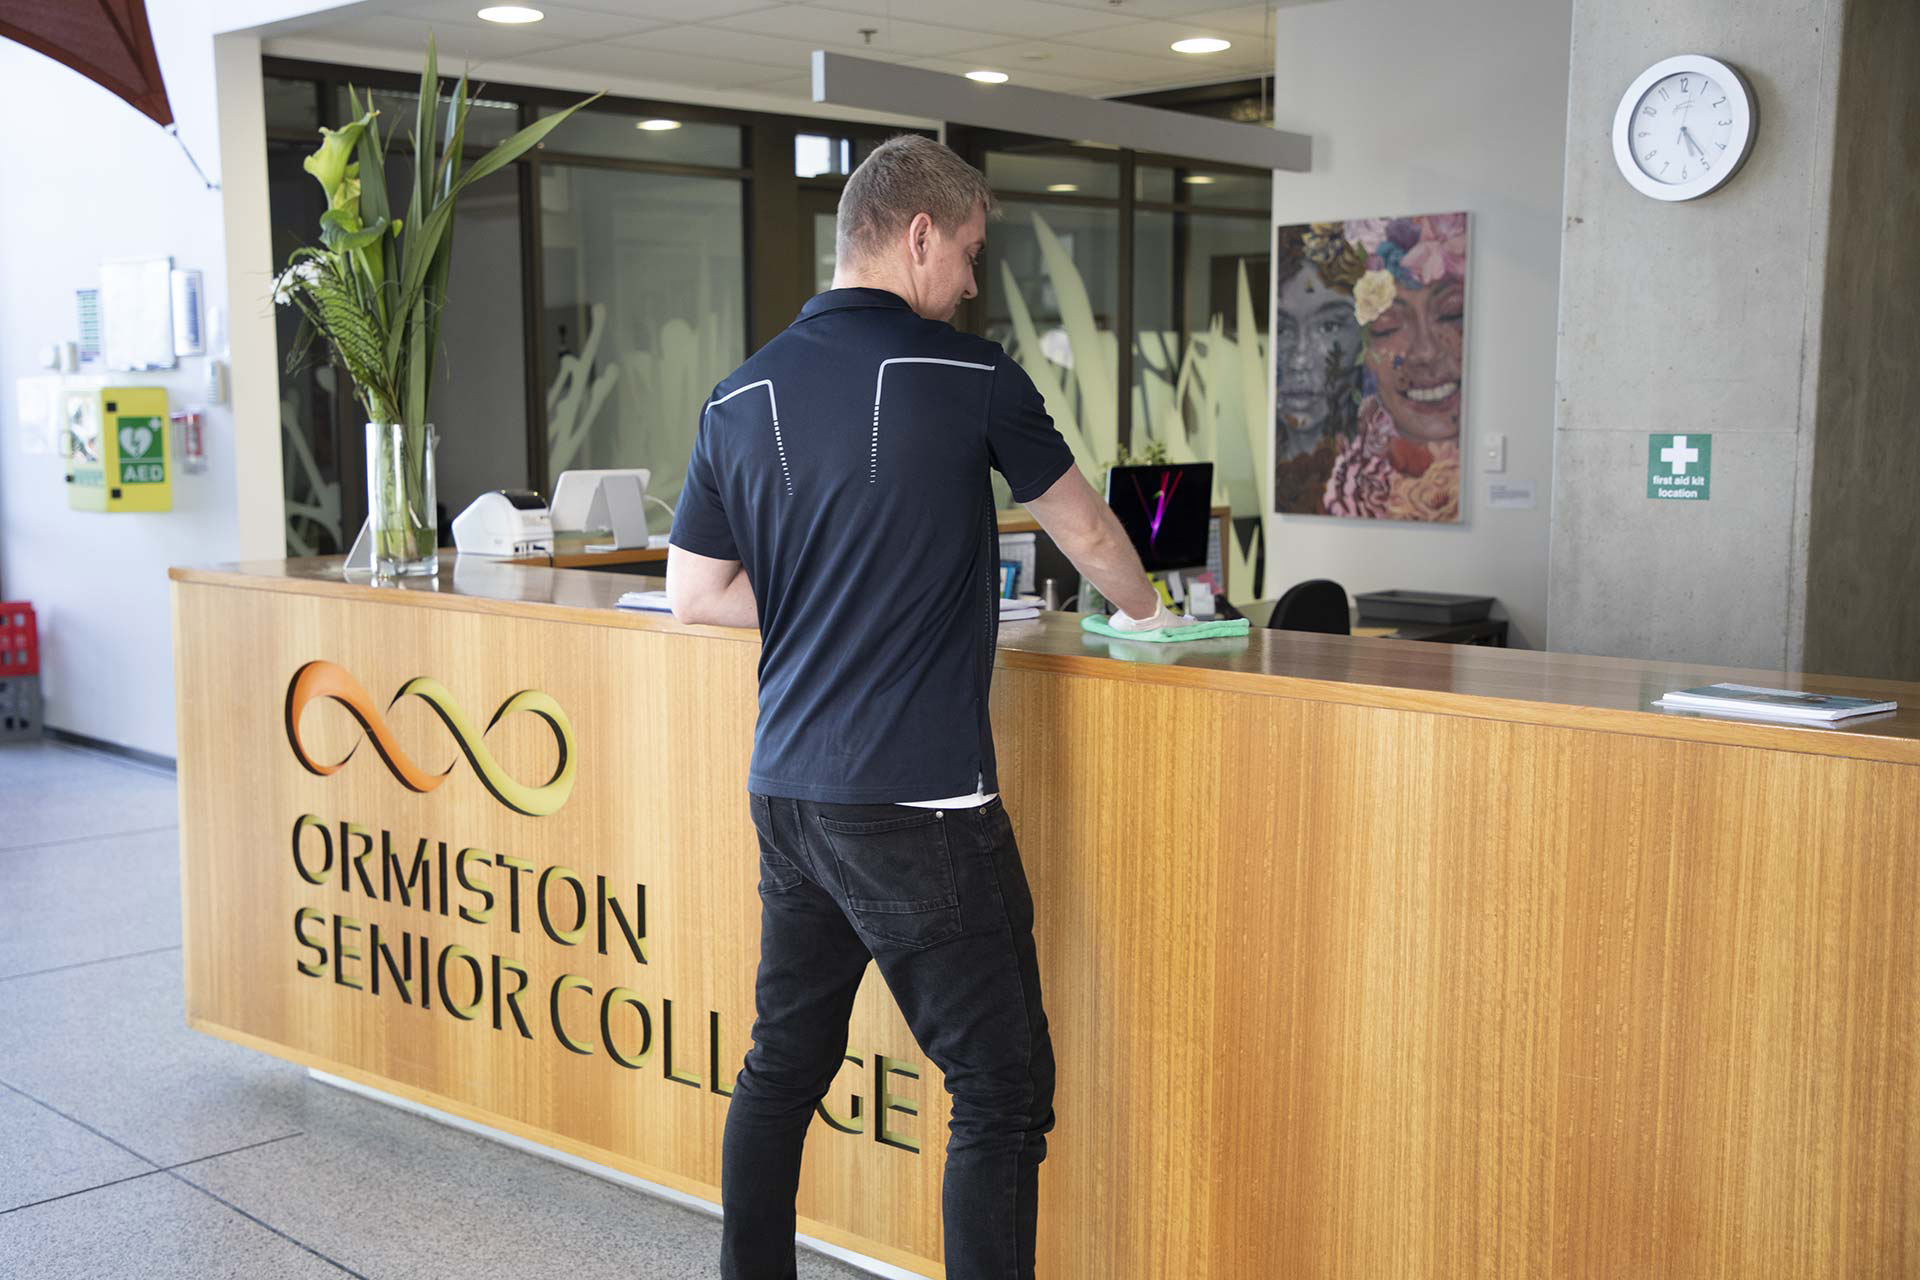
left=670, top=287, right=1075, bottom=803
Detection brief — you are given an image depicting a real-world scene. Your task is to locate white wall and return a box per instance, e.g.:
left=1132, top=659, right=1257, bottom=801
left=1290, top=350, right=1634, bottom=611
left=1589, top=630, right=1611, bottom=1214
left=0, top=5, right=270, bottom=759
left=1267, top=0, right=1572, bottom=647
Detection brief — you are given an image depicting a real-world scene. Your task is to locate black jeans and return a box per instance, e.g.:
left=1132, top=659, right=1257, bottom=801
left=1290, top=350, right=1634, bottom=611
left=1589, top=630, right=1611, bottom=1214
left=720, top=793, right=1055, bottom=1280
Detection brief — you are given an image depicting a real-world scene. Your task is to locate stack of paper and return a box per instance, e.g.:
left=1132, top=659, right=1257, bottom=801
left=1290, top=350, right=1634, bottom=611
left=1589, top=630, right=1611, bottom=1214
left=1000, top=595, right=1042, bottom=623
left=616, top=590, right=672, bottom=613
left=1653, top=683, right=1897, bottom=724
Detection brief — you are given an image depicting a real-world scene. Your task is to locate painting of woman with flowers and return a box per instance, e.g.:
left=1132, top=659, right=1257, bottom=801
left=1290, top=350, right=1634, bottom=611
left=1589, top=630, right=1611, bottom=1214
left=1270, top=212, right=1468, bottom=522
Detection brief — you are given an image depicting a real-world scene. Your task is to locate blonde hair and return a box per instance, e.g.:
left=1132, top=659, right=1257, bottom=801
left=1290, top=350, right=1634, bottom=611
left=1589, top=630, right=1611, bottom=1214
left=835, top=135, right=998, bottom=265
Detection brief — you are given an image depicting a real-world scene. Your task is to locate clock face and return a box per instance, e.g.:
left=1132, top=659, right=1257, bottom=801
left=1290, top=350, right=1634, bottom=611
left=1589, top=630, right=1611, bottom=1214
left=1628, top=71, right=1737, bottom=185
left=1611, top=55, right=1755, bottom=202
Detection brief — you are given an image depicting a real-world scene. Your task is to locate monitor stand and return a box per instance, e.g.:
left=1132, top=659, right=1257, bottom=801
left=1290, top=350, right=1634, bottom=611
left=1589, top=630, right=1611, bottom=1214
left=583, top=473, right=649, bottom=552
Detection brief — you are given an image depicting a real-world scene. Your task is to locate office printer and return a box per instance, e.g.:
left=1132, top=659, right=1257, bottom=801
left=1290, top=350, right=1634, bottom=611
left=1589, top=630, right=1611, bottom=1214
left=452, top=489, right=554, bottom=557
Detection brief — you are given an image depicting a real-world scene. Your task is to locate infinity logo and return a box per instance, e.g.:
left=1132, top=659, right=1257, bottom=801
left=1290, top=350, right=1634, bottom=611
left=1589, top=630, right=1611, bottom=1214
left=284, top=661, right=576, bottom=817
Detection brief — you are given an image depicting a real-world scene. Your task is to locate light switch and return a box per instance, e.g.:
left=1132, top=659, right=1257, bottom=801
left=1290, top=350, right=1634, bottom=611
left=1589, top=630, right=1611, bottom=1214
left=1482, top=433, right=1506, bottom=474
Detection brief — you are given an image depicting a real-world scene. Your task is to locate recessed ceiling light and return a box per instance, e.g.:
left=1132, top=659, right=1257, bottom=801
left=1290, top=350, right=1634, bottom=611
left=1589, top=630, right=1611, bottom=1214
left=1171, top=36, right=1231, bottom=54
left=477, top=5, right=544, bottom=23
left=1183, top=174, right=1218, bottom=184
left=636, top=119, right=682, bottom=131
left=965, top=70, right=1009, bottom=84
left=1046, top=183, right=1078, bottom=192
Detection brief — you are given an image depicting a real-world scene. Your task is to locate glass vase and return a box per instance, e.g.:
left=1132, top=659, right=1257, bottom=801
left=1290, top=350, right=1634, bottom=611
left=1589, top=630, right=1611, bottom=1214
left=365, top=421, right=438, bottom=577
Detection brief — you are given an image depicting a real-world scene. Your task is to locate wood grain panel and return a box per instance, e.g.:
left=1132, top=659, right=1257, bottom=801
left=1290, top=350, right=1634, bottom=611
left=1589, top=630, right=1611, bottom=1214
left=173, top=582, right=944, bottom=1268
left=173, top=565, right=1920, bottom=1277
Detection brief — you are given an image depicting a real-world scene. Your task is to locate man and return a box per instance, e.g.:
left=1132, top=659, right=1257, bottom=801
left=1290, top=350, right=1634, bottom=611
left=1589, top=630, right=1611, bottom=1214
left=667, top=135, right=1192, bottom=1280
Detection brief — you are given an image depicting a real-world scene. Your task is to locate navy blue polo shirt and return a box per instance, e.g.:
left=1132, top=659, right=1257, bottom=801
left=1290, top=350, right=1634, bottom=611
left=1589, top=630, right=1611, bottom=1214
left=670, top=287, right=1076, bottom=804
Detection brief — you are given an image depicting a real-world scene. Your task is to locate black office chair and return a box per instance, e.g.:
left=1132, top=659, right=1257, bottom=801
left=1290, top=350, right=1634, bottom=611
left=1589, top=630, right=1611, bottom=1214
left=1270, top=579, right=1350, bottom=635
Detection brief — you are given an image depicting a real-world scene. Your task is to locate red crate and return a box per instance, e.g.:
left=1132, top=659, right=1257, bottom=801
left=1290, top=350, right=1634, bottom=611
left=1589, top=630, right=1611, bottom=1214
left=0, top=602, right=37, bottom=677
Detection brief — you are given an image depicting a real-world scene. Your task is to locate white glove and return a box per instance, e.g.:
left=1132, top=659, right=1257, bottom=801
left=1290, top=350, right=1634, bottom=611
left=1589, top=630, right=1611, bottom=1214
left=1107, top=601, right=1201, bottom=632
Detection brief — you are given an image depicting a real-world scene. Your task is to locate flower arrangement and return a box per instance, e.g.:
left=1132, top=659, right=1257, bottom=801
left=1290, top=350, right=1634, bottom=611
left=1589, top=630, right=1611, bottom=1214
left=275, top=41, right=596, bottom=572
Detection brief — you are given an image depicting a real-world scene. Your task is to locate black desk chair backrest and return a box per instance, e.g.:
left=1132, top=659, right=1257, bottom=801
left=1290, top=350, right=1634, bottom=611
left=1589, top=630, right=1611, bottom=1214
left=1271, top=579, right=1350, bottom=635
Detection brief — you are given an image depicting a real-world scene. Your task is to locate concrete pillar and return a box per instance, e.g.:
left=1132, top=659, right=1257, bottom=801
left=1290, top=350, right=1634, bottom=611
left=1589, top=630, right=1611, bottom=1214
left=1548, top=0, right=1849, bottom=671
left=1798, top=0, right=1920, bottom=682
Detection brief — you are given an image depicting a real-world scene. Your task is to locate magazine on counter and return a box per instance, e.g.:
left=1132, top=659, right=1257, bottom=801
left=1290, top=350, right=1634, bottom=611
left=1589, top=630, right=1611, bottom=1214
left=616, top=590, right=672, bottom=613
left=1653, top=682, right=1897, bottom=723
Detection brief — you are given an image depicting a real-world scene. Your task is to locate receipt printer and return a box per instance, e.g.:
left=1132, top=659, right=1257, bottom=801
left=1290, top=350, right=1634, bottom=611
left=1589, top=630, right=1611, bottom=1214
left=452, top=489, right=553, bottom=557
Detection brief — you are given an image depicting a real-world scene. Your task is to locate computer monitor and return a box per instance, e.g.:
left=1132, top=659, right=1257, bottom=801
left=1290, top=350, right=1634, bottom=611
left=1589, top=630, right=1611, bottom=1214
left=1105, top=462, right=1213, bottom=572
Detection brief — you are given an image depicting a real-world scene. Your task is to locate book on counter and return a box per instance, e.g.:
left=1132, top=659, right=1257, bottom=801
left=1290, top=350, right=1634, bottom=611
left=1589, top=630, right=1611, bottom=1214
left=1653, top=682, right=1897, bottom=724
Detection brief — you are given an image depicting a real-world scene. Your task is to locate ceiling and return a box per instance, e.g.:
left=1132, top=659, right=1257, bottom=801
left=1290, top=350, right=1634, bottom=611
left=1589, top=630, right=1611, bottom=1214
left=257, top=0, right=1290, bottom=103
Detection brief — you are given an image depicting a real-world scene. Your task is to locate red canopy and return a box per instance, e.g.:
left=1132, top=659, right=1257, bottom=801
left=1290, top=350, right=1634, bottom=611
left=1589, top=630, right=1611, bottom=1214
left=0, top=0, right=172, bottom=127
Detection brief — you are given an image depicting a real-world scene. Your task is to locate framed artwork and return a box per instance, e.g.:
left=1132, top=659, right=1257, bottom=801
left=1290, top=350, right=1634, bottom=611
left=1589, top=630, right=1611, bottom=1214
left=1270, top=213, right=1467, bottom=522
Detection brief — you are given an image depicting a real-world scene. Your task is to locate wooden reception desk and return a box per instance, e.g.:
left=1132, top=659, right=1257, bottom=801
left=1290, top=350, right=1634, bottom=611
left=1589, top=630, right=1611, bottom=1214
left=170, top=554, right=1920, bottom=1279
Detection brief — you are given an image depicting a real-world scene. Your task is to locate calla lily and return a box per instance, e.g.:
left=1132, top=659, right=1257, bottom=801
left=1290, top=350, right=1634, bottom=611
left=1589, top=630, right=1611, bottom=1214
left=302, top=110, right=376, bottom=203
left=333, top=173, right=362, bottom=218
left=278, top=37, right=597, bottom=446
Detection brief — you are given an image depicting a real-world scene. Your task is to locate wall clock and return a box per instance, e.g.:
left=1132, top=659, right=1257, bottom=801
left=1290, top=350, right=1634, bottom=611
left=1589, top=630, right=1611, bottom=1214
left=1612, top=54, right=1755, bottom=201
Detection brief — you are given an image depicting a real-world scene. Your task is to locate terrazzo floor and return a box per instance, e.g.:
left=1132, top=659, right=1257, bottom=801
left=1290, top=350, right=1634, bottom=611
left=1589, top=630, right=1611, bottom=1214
left=0, top=738, right=869, bottom=1280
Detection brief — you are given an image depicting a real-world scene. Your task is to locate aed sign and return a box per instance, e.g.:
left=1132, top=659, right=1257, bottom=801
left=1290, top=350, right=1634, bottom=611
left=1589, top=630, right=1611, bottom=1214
left=117, top=416, right=166, bottom=485
left=1648, top=433, right=1711, bottom=500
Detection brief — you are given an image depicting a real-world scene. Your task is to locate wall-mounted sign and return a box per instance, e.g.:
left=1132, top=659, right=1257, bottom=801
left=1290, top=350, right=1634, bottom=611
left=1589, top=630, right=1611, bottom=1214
left=1487, top=480, right=1536, bottom=510
left=1648, top=433, right=1711, bottom=500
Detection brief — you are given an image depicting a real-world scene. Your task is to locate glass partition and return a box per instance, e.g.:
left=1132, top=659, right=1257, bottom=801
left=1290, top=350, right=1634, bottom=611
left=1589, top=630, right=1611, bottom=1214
left=539, top=166, right=746, bottom=532
left=1137, top=162, right=1267, bottom=209
left=973, top=131, right=1271, bottom=594
left=358, top=87, right=522, bottom=148
left=264, top=77, right=321, bottom=132
left=430, top=168, right=530, bottom=524
left=983, top=201, right=1123, bottom=482
left=795, top=133, right=881, bottom=178
left=985, top=148, right=1121, bottom=199
left=539, top=106, right=741, bottom=166
left=266, top=57, right=1263, bottom=576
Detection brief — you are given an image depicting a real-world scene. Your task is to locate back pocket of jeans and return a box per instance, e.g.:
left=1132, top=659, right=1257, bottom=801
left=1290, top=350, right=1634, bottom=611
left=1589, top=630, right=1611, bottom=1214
left=816, top=810, right=962, bottom=950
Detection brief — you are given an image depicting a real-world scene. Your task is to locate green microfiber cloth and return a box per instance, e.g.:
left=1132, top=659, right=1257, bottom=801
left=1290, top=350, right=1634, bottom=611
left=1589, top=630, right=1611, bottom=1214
left=1081, top=614, right=1251, bottom=643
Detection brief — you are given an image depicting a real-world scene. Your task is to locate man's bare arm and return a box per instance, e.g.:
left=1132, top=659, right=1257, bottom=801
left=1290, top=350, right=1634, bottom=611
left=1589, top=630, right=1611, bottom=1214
left=1018, top=469, right=1161, bottom=619
left=666, top=545, right=759, bottom=628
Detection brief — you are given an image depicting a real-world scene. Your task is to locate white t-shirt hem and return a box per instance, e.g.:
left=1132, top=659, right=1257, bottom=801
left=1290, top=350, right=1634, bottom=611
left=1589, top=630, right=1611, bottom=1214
left=896, top=772, right=997, bottom=808
left=895, top=790, right=998, bottom=809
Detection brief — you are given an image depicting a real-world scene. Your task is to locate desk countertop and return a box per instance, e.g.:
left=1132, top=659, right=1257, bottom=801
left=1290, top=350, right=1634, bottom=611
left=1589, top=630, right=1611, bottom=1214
left=170, top=552, right=1920, bottom=767
left=528, top=505, right=1230, bottom=568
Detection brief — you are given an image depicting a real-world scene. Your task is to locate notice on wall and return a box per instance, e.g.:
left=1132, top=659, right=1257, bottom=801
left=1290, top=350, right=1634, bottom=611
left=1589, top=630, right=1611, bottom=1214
left=1487, top=480, right=1536, bottom=510
left=1648, top=433, right=1712, bottom=500
left=100, top=257, right=177, bottom=372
